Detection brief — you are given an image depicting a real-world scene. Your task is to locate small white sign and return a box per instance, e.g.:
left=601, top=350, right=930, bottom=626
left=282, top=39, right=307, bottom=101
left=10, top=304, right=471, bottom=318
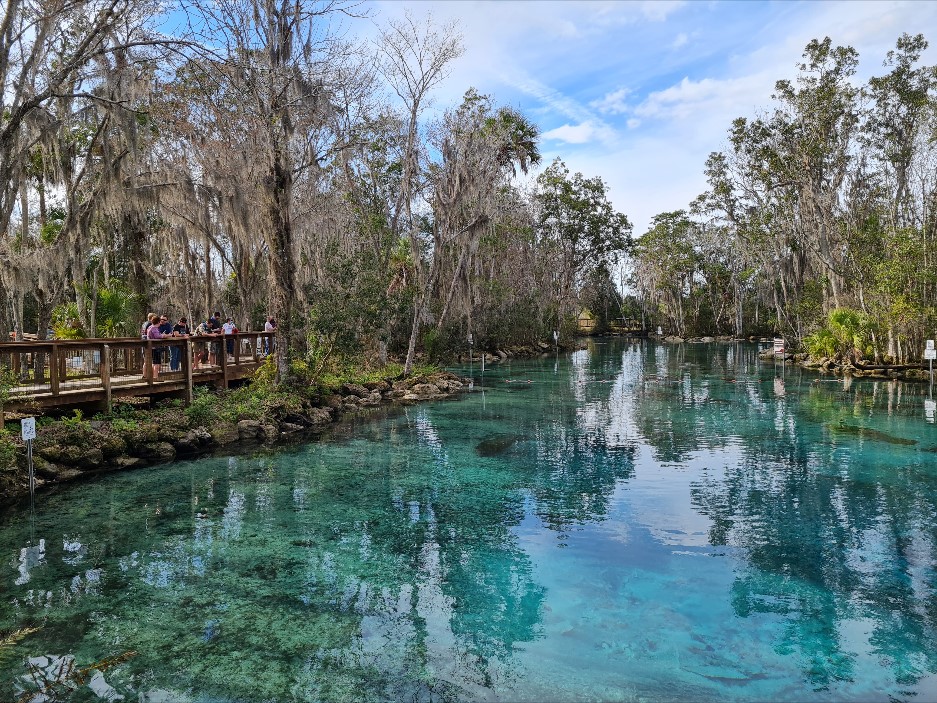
left=21, top=417, right=36, bottom=441
left=773, top=338, right=785, bottom=354
left=927, top=339, right=935, bottom=350
left=925, top=349, right=937, bottom=361
left=926, top=399, right=936, bottom=423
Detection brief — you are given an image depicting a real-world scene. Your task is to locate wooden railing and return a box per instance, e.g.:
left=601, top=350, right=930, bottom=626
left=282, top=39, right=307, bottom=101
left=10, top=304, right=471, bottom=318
left=0, top=332, right=275, bottom=415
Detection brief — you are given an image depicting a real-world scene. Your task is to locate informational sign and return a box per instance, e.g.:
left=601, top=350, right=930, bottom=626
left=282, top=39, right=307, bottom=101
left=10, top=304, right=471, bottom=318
left=927, top=339, right=935, bottom=350
left=657, top=326, right=663, bottom=336
left=21, top=417, right=36, bottom=441
left=925, top=349, right=937, bottom=361
left=773, top=338, right=785, bottom=355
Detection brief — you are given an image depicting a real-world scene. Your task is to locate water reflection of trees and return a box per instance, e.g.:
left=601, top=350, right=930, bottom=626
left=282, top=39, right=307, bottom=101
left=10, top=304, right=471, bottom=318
left=0, top=426, right=554, bottom=700
left=670, top=362, right=937, bottom=692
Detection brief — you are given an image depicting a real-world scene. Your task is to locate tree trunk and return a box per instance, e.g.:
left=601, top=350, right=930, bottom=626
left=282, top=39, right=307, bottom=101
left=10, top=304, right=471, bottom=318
left=268, top=154, right=295, bottom=384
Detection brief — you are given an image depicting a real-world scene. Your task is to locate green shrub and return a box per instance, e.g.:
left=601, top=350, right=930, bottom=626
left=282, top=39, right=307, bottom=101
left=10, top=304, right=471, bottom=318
left=110, top=418, right=139, bottom=435
left=185, top=388, right=218, bottom=427
left=0, top=430, right=17, bottom=471
left=803, top=328, right=837, bottom=358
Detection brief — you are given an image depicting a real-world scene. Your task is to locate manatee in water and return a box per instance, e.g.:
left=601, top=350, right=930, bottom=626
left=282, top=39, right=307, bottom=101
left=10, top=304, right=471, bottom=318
left=476, top=435, right=518, bottom=457
left=828, top=422, right=917, bottom=446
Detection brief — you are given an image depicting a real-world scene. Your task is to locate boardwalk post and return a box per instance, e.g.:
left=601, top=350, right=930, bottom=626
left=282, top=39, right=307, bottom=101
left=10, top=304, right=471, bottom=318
left=145, top=340, right=153, bottom=386
left=185, top=340, right=194, bottom=404
left=102, top=344, right=112, bottom=412
left=49, top=343, right=60, bottom=396
left=221, top=338, right=229, bottom=389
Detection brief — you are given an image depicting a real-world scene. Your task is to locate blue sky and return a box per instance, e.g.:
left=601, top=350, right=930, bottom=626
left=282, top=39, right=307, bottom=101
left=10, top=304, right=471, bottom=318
left=369, top=0, right=937, bottom=234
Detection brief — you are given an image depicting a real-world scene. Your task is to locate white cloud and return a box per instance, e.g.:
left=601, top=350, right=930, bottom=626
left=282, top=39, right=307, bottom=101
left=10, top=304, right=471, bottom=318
left=541, top=121, right=617, bottom=146
left=590, top=87, right=632, bottom=115
left=626, top=118, right=641, bottom=129
left=671, top=32, right=688, bottom=49
left=634, top=73, right=773, bottom=121
left=640, top=0, right=687, bottom=23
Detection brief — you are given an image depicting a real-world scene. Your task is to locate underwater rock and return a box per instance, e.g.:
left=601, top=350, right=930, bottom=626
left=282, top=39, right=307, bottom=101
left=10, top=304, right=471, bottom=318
left=828, top=422, right=917, bottom=446
left=475, top=435, right=518, bottom=457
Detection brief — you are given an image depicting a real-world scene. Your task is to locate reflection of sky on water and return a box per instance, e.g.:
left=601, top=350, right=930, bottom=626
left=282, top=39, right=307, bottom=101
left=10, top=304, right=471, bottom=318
left=2, top=340, right=937, bottom=701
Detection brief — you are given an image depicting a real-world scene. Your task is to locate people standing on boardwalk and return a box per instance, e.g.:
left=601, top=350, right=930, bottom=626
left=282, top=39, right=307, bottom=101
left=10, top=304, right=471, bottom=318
left=146, top=317, right=168, bottom=378
left=141, top=313, right=157, bottom=339
left=263, top=316, right=276, bottom=355
left=222, top=317, right=238, bottom=355
left=206, top=312, right=223, bottom=365
left=193, top=318, right=212, bottom=368
left=170, top=317, right=190, bottom=371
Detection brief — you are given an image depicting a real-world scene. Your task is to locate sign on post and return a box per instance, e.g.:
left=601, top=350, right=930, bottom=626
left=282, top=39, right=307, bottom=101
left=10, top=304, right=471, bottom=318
left=773, top=338, right=785, bottom=355
left=925, top=349, right=937, bottom=361
left=21, top=417, right=35, bottom=497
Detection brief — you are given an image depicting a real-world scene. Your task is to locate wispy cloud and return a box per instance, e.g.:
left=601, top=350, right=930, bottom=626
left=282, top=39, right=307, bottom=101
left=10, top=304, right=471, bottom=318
left=590, top=87, right=632, bottom=115
left=634, top=73, right=773, bottom=121
left=671, top=32, right=688, bottom=49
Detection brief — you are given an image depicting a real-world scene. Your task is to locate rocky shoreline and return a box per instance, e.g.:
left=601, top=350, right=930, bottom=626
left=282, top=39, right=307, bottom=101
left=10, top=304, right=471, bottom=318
left=452, top=340, right=584, bottom=363
left=652, top=334, right=933, bottom=382
left=756, top=349, right=932, bottom=382
left=0, top=371, right=471, bottom=507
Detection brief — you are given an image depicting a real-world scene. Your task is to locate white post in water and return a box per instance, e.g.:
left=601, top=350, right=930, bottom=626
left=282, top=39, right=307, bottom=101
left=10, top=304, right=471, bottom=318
left=467, top=332, right=474, bottom=365
left=925, top=339, right=935, bottom=388
left=21, top=417, right=36, bottom=496
left=553, top=329, right=558, bottom=352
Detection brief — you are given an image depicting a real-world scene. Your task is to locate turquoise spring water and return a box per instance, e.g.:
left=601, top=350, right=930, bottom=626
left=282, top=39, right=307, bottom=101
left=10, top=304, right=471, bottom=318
left=2, top=339, right=937, bottom=702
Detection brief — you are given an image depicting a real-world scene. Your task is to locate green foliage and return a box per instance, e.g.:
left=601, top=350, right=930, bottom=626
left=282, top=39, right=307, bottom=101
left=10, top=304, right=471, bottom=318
left=39, top=206, right=66, bottom=244
left=0, top=429, right=17, bottom=471
left=51, top=302, right=84, bottom=339
left=803, top=328, right=838, bottom=358
left=95, top=282, right=141, bottom=337
left=185, top=387, right=218, bottom=428
left=804, top=308, right=874, bottom=359
left=110, top=418, right=140, bottom=435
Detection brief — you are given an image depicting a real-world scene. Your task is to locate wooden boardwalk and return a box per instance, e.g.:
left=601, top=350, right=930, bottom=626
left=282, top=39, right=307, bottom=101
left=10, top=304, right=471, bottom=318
left=0, top=332, right=274, bottom=417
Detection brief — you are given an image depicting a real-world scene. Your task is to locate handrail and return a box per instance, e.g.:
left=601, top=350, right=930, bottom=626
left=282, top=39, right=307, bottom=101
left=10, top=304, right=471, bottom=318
left=0, top=332, right=275, bottom=414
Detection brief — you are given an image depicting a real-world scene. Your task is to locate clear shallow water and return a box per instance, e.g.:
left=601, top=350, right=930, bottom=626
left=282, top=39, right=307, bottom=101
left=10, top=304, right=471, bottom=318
left=3, top=340, right=937, bottom=702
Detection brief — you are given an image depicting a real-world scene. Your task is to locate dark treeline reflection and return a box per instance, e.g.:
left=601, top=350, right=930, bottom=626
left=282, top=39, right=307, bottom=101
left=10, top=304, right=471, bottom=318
left=3, top=340, right=936, bottom=700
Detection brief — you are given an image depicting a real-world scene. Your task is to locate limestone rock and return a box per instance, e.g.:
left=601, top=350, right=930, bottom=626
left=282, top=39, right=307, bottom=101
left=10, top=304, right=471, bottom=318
left=210, top=424, right=240, bottom=445
left=340, top=383, right=369, bottom=398
left=237, top=419, right=264, bottom=440
left=324, top=394, right=344, bottom=410
left=136, top=442, right=176, bottom=463
left=411, top=383, right=440, bottom=397
left=281, top=423, right=304, bottom=433
left=262, top=424, right=278, bottom=442
left=306, top=408, right=333, bottom=425
left=359, top=391, right=382, bottom=407
left=173, top=428, right=213, bottom=455
left=363, top=380, right=390, bottom=393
